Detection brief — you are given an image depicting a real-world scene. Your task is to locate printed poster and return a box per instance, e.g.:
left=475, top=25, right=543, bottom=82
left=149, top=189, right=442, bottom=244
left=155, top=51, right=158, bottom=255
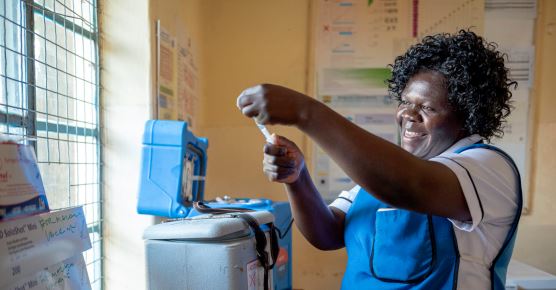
left=177, top=41, right=199, bottom=128
left=157, top=23, right=177, bottom=120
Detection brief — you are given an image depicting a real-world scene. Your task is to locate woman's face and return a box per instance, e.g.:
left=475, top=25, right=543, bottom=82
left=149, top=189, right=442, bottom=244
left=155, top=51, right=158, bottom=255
left=395, top=71, right=465, bottom=159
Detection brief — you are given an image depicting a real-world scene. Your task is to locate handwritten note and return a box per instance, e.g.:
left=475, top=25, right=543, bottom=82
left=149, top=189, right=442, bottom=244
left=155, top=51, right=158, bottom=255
left=4, top=255, right=91, bottom=290
left=0, top=207, right=91, bottom=288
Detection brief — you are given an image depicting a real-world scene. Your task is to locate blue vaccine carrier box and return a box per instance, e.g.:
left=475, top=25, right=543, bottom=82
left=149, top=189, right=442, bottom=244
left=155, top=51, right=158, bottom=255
left=137, top=120, right=208, bottom=218
left=137, top=120, right=293, bottom=290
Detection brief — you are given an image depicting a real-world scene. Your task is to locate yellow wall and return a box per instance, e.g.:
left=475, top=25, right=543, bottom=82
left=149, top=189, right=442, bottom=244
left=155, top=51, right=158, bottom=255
left=513, top=0, right=556, bottom=275
left=100, top=1, right=151, bottom=289
left=198, top=1, right=346, bottom=289
left=100, top=1, right=556, bottom=289
left=100, top=0, right=205, bottom=289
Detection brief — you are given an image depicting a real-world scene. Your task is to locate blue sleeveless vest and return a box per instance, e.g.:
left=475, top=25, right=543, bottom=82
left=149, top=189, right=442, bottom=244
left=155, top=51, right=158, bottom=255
left=341, top=144, right=523, bottom=289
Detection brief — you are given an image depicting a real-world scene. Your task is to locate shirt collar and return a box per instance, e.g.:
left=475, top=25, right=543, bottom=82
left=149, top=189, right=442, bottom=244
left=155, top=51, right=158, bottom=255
left=435, top=134, right=483, bottom=157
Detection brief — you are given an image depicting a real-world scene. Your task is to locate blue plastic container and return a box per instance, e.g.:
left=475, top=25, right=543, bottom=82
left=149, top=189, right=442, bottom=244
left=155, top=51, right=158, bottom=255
left=137, top=120, right=293, bottom=290
left=137, top=120, right=208, bottom=218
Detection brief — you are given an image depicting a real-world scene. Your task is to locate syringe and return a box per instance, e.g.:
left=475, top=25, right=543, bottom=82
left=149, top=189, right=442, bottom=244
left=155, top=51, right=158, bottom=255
left=254, top=121, right=274, bottom=143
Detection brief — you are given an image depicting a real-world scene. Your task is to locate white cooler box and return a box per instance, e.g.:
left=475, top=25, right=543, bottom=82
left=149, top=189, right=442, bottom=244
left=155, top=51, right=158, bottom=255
left=143, top=211, right=276, bottom=290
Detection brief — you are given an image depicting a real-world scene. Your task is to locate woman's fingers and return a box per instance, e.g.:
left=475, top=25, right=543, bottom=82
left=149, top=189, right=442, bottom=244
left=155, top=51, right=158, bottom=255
left=264, top=143, right=287, bottom=156
left=237, top=84, right=310, bottom=126
left=261, top=135, right=305, bottom=184
left=263, top=142, right=298, bottom=182
left=263, top=162, right=296, bottom=182
left=237, top=86, right=270, bottom=122
left=264, top=154, right=296, bottom=168
left=236, top=85, right=262, bottom=109
left=241, top=103, right=259, bottom=118
left=236, top=91, right=252, bottom=109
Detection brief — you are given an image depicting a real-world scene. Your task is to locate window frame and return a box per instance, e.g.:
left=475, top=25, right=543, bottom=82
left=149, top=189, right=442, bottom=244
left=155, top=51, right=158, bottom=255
left=1, top=0, right=102, bottom=288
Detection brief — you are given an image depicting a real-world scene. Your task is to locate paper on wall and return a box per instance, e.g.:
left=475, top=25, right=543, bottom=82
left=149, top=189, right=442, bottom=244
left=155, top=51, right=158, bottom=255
left=0, top=143, right=49, bottom=221
left=0, top=206, right=92, bottom=287
left=177, top=41, right=199, bottom=128
left=157, top=23, right=177, bottom=120
left=313, top=94, right=398, bottom=201
left=4, top=254, right=91, bottom=290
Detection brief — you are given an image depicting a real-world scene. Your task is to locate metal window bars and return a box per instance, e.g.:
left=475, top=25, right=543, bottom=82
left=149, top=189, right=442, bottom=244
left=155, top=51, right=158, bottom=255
left=0, top=0, right=102, bottom=289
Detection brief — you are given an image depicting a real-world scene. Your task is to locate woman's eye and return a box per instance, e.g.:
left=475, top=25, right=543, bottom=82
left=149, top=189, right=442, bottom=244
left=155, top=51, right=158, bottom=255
left=399, top=100, right=410, bottom=106
left=422, top=106, right=434, bottom=112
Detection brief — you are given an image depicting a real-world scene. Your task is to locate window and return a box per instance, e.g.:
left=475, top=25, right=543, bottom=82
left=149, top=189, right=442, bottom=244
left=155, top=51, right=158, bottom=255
left=1, top=0, right=101, bottom=288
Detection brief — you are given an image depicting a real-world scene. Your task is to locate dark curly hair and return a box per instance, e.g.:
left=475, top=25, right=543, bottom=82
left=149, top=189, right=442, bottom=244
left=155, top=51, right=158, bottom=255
left=387, top=30, right=517, bottom=142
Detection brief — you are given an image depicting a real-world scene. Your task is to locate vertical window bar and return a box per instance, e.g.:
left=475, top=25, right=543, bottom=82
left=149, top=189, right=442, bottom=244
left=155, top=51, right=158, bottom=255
left=40, top=0, right=50, bottom=163
left=53, top=0, right=59, bottom=165
left=91, top=0, right=103, bottom=287
left=24, top=0, right=36, bottom=149
left=63, top=0, right=72, bottom=214
left=17, top=0, right=25, bottom=136
left=67, top=0, right=74, bottom=213
left=2, top=0, right=8, bottom=131
left=14, top=0, right=23, bottom=134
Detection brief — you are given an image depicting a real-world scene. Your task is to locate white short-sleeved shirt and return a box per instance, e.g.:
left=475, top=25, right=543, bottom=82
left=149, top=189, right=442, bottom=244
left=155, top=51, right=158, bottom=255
left=330, top=134, right=520, bottom=290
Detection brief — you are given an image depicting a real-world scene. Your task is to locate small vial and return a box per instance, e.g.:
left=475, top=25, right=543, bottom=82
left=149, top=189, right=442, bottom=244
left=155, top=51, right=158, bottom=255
left=255, top=121, right=274, bottom=143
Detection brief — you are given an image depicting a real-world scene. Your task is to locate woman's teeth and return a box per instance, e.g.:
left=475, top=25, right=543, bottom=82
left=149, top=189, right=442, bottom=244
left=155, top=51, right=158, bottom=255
left=405, top=131, right=424, bottom=137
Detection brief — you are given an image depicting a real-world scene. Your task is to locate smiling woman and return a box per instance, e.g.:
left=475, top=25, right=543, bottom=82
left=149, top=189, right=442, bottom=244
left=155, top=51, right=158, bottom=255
left=236, top=30, right=521, bottom=290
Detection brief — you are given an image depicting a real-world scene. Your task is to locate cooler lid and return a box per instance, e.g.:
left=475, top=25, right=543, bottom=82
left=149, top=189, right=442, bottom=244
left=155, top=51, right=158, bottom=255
left=143, top=211, right=274, bottom=241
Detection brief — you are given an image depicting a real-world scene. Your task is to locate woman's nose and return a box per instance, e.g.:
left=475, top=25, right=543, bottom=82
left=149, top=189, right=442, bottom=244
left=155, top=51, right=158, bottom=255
left=401, top=105, right=422, bottom=122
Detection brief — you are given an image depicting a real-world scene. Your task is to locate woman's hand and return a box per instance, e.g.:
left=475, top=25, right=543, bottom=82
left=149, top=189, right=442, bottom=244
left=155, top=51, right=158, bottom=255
left=263, top=135, right=305, bottom=184
left=236, top=84, right=313, bottom=126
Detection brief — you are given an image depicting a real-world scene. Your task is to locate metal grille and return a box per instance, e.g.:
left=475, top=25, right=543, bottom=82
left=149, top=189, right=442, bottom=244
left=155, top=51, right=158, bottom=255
left=0, top=0, right=102, bottom=289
